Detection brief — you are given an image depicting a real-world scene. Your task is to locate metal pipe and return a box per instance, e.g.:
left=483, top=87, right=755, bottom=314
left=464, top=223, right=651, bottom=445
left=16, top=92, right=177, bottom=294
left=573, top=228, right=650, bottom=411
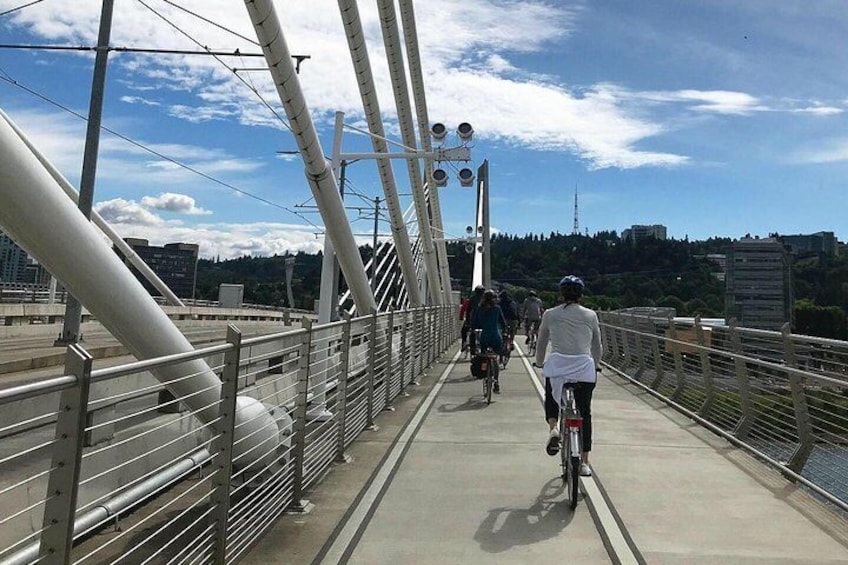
left=59, top=0, right=115, bottom=344
left=375, top=0, right=443, bottom=304
left=397, top=0, right=453, bottom=303
left=5, top=449, right=212, bottom=565
left=0, top=114, right=278, bottom=458
left=243, top=0, right=377, bottom=315
left=0, top=109, right=184, bottom=307
left=337, top=0, right=422, bottom=306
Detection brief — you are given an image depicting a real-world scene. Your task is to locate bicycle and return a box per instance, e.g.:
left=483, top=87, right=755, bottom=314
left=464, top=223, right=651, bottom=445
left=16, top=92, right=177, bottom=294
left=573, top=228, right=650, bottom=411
left=526, top=321, right=539, bottom=356
left=499, top=330, right=513, bottom=369
left=558, top=383, right=583, bottom=510
left=473, top=330, right=499, bottom=404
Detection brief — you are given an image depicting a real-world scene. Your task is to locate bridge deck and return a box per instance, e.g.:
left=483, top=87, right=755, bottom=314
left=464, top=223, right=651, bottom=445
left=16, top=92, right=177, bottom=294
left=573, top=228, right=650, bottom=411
left=243, top=344, right=848, bottom=564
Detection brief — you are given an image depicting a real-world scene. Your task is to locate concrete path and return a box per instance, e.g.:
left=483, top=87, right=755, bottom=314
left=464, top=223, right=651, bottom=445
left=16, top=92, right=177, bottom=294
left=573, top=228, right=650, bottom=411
left=245, top=342, right=848, bottom=565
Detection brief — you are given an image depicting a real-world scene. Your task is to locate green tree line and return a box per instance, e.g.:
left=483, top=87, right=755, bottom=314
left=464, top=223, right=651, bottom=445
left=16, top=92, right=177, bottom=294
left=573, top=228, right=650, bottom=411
left=193, top=232, right=848, bottom=339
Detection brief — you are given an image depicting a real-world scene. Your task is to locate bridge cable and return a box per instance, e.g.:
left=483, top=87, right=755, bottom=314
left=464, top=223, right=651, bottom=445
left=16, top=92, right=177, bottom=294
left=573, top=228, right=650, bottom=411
left=0, top=0, right=45, bottom=18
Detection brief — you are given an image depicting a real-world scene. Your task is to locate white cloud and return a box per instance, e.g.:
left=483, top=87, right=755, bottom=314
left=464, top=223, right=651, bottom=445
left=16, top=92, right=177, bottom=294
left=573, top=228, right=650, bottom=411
left=793, top=138, right=848, bottom=164
left=120, top=96, right=160, bottom=106
left=95, top=198, right=165, bottom=226
left=141, top=193, right=212, bottom=215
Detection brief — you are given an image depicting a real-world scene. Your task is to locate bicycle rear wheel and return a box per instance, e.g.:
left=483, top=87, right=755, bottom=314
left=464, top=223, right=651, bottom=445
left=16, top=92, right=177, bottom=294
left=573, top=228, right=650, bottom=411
left=569, top=455, right=580, bottom=510
left=560, top=416, right=568, bottom=481
left=485, top=361, right=493, bottom=404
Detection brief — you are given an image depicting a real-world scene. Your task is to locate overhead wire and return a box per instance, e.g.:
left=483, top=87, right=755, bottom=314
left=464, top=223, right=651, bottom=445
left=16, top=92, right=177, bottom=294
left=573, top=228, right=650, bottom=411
left=0, top=71, right=321, bottom=231
left=0, top=0, right=45, bottom=18
left=135, top=0, right=292, bottom=135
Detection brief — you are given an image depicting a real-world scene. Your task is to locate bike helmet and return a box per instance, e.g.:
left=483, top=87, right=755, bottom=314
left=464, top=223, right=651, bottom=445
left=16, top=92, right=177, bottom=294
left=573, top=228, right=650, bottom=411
left=559, top=275, right=584, bottom=289
left=498, top=290, right=509, bottom=299
left=559, top=275, right=585, bottom=300
left=528, top=290, right=537, bottom=297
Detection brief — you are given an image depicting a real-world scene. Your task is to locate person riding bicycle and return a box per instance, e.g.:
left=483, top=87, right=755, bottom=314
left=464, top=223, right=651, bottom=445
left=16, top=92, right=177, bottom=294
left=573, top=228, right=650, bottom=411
left=522, top=290, right=544, bottom=344
left=498, top=290, right=520, bottom=351
left=471, top=289, right=506, bottom=393
left=535, top=275, right=602, bottom=477
left=462, top=285, right=485, bottom=353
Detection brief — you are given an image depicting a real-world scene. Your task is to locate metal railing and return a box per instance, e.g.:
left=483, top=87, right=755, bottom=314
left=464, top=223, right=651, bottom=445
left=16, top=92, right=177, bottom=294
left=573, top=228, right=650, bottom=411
left=0, top=305, right=457, bottom=564
left=600, top=312, right=848, bottom=513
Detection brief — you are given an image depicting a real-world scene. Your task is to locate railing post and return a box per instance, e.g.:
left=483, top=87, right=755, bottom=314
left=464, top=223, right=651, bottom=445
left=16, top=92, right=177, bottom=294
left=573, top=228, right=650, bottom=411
left=384, top=308, right=396, bottom=411
left=366, top=309, right=379, bottom=430
left=695, top=316, right=716, bottom=418
left=620, top=313, right=633, bottom=369
left=632, top=313, right=646, bottom=379
left=781, top=323, right=814, bottom=473
left=649, top=330, right=665, bottom=390
left=609, top=313, right=621, bottom=367
left=411, top=308, right=422, bottom=386
left=39, top=344, right=93, bottom=564
left=290, top=318, right=313, bottom=513
left=667, top=315, right=686, bottom=402
left=400, top=309, right=409, bottom=395
left=729, top=318, right=755, bottom=439
left=335, top=313, right=353, bottom=463
left=211, top=325, right=242, bottom=564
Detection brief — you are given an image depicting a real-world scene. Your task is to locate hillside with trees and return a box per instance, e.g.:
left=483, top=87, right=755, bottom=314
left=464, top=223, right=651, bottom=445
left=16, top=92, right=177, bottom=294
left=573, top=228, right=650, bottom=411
left=194, top=232, right=848, bottom=338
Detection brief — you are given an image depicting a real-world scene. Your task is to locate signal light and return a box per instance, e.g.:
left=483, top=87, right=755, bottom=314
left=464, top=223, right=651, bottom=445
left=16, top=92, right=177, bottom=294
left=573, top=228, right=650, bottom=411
left=430, top=122, right=447, bottom=141
left=458, top=167, right=474, bottom=187
left=432, top=168, right=448, bottom=187
left=457, top=122, right=474, bottom=141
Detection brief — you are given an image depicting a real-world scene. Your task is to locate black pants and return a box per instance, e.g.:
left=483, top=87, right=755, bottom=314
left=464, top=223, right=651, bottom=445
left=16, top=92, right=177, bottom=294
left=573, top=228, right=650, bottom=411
left=544, top=379, right=596, bottom=452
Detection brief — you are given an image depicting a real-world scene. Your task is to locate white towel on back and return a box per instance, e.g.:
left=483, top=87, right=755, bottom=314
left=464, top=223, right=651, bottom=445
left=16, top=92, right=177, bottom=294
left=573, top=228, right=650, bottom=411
left=541, top=352, right=595, bottom=409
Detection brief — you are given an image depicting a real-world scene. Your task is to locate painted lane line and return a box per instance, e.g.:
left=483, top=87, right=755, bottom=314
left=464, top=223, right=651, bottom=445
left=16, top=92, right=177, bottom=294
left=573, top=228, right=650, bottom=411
left=514, top=343, right=641, bottom=565
left=319, top=348, right=463, bottom=564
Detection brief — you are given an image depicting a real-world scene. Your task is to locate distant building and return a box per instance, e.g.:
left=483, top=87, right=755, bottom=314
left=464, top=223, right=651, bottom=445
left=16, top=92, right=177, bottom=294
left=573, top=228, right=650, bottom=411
left=725, top=237, right=793, bottom=331
left=116, top=238, right=200, bottom=299
left=0, top=230, right=30, bottom=283
left=705, top=253, right=726, bottom=282
left=622, top=224, right=667, bottom=242
left=779, top=231, right=838, bottom=257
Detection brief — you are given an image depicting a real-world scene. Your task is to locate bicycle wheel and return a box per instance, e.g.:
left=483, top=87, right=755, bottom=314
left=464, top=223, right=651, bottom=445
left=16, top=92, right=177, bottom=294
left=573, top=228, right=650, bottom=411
left=569, top=455, right=580, bottom=510
left=485, top=361, right=493, bottom=404
left=560, top=415, right=568, bottom=482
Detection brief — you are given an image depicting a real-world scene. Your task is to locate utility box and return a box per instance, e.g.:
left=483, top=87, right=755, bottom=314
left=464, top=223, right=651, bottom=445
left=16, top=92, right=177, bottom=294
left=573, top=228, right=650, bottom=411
left=218, top=284, right=244, bottom=309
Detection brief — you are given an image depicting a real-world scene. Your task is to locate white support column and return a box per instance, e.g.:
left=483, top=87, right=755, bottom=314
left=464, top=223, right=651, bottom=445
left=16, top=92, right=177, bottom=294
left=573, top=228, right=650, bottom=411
left=244, top=0, right=377, bottom=315
left=337, top=0, right=422, bottom=306
left=397, top=0, right=453, bottom=304
left=376, top=0, right=443, bottom=305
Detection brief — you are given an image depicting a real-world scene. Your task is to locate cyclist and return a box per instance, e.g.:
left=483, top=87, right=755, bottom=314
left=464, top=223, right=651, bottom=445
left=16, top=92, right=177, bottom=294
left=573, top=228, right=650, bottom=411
left=522, top=290, right=544, bottom=344
left=471, top=289, right=506, bottom=393
left=535, top=275, right=602, bottom=477
left=462, top=285, right=485, bottom=353
left=498, top=290, right=520, bottom=352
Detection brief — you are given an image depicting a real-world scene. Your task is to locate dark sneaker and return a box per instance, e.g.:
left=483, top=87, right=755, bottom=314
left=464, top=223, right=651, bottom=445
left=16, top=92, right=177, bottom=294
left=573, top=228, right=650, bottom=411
left=546, top=432, right=560, bottom=456
left=525, top=337, right=530, bottom=344
left=493, top=383, right=500, bottom=394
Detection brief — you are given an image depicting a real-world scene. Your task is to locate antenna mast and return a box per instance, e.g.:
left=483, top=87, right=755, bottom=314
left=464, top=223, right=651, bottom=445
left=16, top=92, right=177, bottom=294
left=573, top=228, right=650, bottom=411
left=572, top=182, right=579, bottom=235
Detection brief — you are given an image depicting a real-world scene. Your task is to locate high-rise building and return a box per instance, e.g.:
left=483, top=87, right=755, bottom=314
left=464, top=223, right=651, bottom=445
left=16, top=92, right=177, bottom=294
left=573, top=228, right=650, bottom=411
left=0, top=230, right=30, bottom=283
left=622, top=224, right=667, bottom=242
left=779, top=231, right=838, bottom=257
left=725, top=237, right=793, bottom=331
left=116, top=238, right=200, bottom=299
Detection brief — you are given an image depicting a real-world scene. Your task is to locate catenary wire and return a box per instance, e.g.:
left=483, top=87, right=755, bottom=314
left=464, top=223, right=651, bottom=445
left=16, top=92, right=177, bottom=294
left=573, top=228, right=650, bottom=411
left=0, top=0, right=45, bottom=18
left=0, top=70, right=321, bottom=231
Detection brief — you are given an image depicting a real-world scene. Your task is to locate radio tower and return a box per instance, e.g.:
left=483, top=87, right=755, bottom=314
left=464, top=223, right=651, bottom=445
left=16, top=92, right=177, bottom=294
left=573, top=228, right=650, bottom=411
left=572, top=183, right=579, bottom=235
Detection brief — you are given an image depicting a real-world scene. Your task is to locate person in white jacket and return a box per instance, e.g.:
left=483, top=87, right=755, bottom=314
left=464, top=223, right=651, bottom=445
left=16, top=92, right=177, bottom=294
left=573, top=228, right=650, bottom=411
left=535, top=275, right=602, bottom=476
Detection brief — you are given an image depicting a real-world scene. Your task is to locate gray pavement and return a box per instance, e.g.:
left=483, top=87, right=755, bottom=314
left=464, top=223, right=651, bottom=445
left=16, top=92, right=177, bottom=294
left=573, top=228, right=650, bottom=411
left=244, top=341, right=848, bottom=565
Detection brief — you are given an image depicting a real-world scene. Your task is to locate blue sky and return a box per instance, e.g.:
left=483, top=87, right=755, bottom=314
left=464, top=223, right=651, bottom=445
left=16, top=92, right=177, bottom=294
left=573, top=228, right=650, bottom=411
left=1, top=0, right=846, bottom=259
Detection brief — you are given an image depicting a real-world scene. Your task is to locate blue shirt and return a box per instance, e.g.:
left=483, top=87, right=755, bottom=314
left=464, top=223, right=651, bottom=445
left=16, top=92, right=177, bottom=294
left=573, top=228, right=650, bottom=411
left=472, top=305, right=506, bottom=352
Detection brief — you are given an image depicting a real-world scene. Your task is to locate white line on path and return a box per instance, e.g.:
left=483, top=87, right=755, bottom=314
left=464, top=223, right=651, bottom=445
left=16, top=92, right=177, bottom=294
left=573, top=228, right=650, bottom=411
left=516, top=343, right=640, bottom=565
left=319, top=348, right=463, bottom=565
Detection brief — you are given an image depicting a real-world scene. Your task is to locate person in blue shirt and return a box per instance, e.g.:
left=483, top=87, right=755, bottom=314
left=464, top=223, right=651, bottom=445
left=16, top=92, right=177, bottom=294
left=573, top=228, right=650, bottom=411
left=471, top=289, right=506, bottom=392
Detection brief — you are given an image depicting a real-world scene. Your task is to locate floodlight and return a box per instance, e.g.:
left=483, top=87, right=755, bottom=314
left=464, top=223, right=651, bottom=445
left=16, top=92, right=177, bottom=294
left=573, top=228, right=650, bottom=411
left=458, top=167, right=475, bottom=187
left=466, top=226, right=474, bottom=234
left=432, top=168, right=448, bottom=187
left=465, top=242, right=475, bottom=254
left=457, top=122, right=474, bottom=141
left=430, top=122, right=447, bottom=141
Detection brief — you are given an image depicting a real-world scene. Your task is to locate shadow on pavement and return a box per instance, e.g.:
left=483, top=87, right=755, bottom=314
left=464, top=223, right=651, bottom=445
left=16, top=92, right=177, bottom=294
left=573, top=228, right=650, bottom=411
left=474, top=477, right=573, bottom=553
left=437, top=395, right=490, bottom=413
